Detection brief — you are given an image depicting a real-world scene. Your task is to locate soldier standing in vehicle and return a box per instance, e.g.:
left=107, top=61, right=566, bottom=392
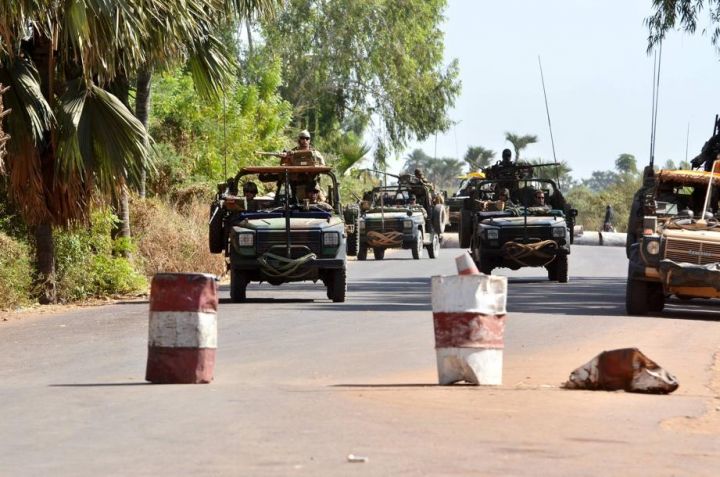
left=501, top=148, right=512, bottom=165
left=283, top=130, right=325, bottom=165
left=243, top=182, right=259, bottom=211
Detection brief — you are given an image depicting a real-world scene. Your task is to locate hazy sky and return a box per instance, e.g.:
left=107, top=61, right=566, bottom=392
left=393, top=0, right=720, bottom=180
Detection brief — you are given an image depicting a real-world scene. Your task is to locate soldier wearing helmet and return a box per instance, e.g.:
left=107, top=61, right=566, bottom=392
left=243, top=181, right=259, bottom=211
left=501, top=148, right=512, bottom=165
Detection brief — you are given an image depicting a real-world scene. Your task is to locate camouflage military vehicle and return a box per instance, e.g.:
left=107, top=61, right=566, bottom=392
left=463, top=177, right=576, bottom=281
left=445, top=172, right=485, bottom=231
left=625, top=165, right=720, bottom=315
left=209, top=165, right=347, bottom=302
left=357, top=174, right=448, bottom=260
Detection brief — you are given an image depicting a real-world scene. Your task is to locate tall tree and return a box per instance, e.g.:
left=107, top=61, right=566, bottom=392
left=504, top=132, right=538, bottom=162
left=0, top=0, right=238, bottom=303
left=647, top=1, right=720, bottom=51
left=402, top=149, right=434, bottom=175
left=262, top=0, right=460, bottom=151
left=0, top=83, right=8, bottom=165
left=464, top=146, right=495, bottom=171
left=615, top=153, right=638, bottom=175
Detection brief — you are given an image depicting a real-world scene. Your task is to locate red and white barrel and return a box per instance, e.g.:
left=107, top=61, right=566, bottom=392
left=146, top=273, right=218, bottom=384
left=431, top=274, right=507, bottom=385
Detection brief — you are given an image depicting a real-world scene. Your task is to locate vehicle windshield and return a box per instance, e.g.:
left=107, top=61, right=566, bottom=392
left=235, top=169, right=339, bottom=210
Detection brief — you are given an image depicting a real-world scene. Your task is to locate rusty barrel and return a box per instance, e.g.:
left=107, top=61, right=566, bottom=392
left=431, top=274, right=507, bottom=385
left=146, top=273, right=218, bottom=384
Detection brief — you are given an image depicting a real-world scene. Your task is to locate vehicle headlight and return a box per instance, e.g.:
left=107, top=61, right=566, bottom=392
left=237, top=232, right=254, bottom=247
left=403, top=219, right=413, bottom=231
left=485, top=229, right=499, bottom=240
left=552, top=226, right=566, bottom=238
left=645, top=240, right=660, bottom=255
left=323, top=232, right=340, bottom=247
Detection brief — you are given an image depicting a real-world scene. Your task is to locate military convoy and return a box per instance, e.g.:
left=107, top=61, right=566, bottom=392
left=445, top=172, right=485, bottom=231
left=625, top=165, right=720, bottom=315
left=209, top=160, right=347, bottom=303
left=355, top=174, right=449, bottom=260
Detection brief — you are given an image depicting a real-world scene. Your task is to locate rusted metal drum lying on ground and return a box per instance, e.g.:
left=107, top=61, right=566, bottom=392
left=431, top=274, right=507, bottom=385
left=146, top=273, right=218, bottom=384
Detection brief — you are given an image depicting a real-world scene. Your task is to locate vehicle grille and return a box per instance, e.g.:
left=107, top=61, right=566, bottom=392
left=664, top=238, right=720, bottom=265
left=365, top=220, right=403, bottom=233
left=499, top=226, right=553, bottom=242
left=256, top=230, right=322, bottom=256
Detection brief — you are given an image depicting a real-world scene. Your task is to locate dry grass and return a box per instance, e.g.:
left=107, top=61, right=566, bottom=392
left=131, top=195, right=225, bottom=278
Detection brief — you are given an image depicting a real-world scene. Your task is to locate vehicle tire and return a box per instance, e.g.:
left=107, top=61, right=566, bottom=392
left=330, top=268, right=347, bottom=303
left=432, top=204, right=447, bottom=234
left=373, top=247, right=385, bottom=260
left=412, top=230, right=424, bottom=260
left=479, top=258, right=493, bottom=275
left=625, top=278, right=649, bottom=315
left=555, top=255, right=568, bottom=283
left=626, top=199, right=641, bottom=259
left=459, top=210, right=473, bottom=249
left=230, top=268, right=248, bottom=303
left=546, top=261, right=558, bottom=281
left=426, top=233, right=440, bottom=258
left=209, top=204, right=224, bottom=254
left=647, top=282, right=665, bottom=312
left=357, top=243, right=368, bottom=261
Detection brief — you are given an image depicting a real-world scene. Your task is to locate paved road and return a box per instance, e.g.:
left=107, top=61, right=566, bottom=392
left=1, top=245, right=719, bottom=476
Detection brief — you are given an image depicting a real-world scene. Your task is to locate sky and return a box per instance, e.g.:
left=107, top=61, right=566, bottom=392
left=391, top=0, right=720, bottom=181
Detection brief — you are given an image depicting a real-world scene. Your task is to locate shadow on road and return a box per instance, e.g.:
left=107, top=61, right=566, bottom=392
left=49, top=383, right=151, bottom=387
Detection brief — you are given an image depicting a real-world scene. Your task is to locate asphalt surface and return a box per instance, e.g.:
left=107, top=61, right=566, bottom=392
left=1, top=243, right=719, bottom=476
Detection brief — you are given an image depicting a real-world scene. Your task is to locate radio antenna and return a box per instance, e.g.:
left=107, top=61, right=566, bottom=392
left=649, top=43, right=662, bottom=168
left=538, top=56, right=561, bottom=188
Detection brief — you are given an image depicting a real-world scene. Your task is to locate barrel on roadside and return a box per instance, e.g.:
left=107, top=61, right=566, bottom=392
left=146, top=273, right=218, bottom=384
left=431, top=274, right=507, bottom=385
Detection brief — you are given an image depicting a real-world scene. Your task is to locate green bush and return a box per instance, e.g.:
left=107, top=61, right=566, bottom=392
left=0, top=232, right=33, bottom=310
left=54, top=208, right=147, bottom=302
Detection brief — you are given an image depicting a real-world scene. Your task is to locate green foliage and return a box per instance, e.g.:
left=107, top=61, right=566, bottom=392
left=261, top=0, right=460, bottom=150
left=149, top=60, right=293, bottom=191
left=646, top=1, right=720, bottom=52
left=401, top=148, right=464, bottom=190
left=567, top=174, right=641, bottom=232
left=504, top=132, right=538, bottom=161
left=54, top=208, right=147, bottom=302
left=0, top=232, right=33, bottom=310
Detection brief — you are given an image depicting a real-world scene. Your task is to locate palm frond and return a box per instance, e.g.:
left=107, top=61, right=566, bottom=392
left=187, top=35, right=237, bottom=100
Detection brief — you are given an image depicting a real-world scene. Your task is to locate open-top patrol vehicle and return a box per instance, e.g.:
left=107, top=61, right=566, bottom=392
left=445, top=171, right=485, bottom=231
left=209, top=161, right=347, bottom=303
left=356, top=173, right=448, bottom=260
left=462, top=177, right=577, bottom=281
left=625, top=164, right=720, bottom=315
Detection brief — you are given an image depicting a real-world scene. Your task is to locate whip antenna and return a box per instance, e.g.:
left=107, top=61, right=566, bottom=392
left=649, top=43, right=662, bottom=168
left=538, top=56, right=561, bottom=188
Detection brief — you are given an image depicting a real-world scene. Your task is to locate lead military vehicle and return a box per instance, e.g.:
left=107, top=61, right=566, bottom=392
left=625, top=165, right=720, bottom=315
left=357, top=174, right=448, bottom=260
left=209, top=161, right=347, bottom=303
left=462, top=177, right=576, bottom=280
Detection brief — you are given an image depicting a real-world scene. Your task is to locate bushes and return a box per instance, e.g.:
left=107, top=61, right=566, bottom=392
left=131, top=195, right=225, bottom=277
left=0, top=232, right=33, bottom=310
left=54, top=209, right=147, bottom=302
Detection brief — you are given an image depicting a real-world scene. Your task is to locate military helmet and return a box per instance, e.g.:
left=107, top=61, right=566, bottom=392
left=243, top=181, right=258, bottom=194
left=299, top=130, right=311, bottom=139
left=502, top=149, right=512, bottom=160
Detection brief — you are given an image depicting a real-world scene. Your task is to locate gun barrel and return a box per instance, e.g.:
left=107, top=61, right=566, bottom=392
left=256, top=151, right=284, bottom=157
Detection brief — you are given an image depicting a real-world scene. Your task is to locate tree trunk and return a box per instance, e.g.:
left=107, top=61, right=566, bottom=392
left=109, top=75, right=132, bottom=248
left=34, top=223, right=56, bottom=304
left=117, top=182, right=131, bottom=258
left=135, top=66, right=153, bottom=199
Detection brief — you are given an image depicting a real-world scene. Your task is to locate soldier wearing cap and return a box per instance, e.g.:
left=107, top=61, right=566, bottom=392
left=283, top=130, right=325, bottom=165
left=496, top=187, right=514, bottom=207
left=307, top=183, right=333, bottom=211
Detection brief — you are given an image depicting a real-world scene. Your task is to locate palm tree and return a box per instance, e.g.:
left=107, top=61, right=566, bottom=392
left=464, top=146, right=495, bottom=171
left=504, top=132, right=538, bottom=162
left=0, top=1, right=245, bottom=303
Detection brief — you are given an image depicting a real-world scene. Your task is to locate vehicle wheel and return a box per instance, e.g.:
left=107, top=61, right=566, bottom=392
left=373, top=247, right=385, bottom=260
left=479, top=258, right=493, bottom=275
left=426, top=233, right=440, bottom=258
left=230, top=268, right=248, bottom=303
left=209, top=204, right=224, bottom=254
left=432, top=204, right=447, bottom=234
left=357, top=243, right=367, bottom=261
left=346, top=217, right=359, bottom=257
left=626, top=199, right=641, bottom=259
left=647, top=282, right=665, bottom=312
left=546, top=260, right=558, bottom=281
left=459, top=210, right=472, bottom=249
left=329, top=268, right=347, bottom=303
left=412, top=231, right=424, bottom=260
left=555, top=255, right=568, bottom=283
left=625, top=278, right=649, bottom=315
